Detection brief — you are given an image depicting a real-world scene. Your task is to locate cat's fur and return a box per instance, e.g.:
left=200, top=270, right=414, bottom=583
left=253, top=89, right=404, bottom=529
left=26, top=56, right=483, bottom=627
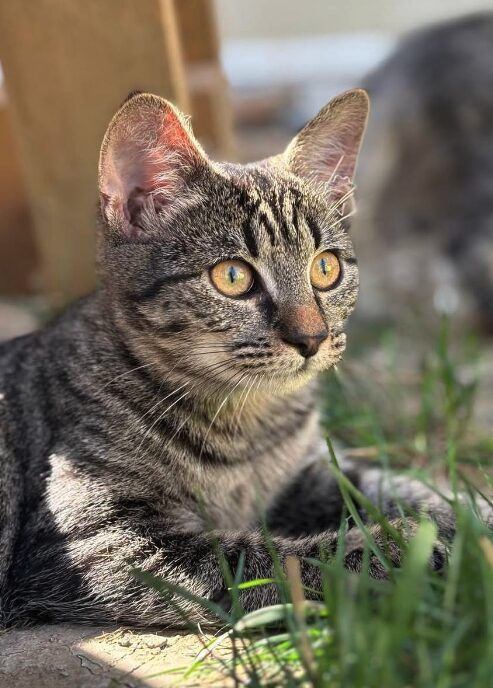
left=0, top=90, right=454, bottom=628
left=354, top=13, right=493, bottom=331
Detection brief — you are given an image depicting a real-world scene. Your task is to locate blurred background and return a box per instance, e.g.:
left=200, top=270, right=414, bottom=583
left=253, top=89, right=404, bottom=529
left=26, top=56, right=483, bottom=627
left=0, top=0, right=491, bottom=462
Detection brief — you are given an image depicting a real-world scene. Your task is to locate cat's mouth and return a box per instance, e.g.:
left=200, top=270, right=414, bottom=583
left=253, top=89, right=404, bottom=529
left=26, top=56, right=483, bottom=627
left=268, top=343, right=345, bottom=380
left=297, top=351, right=342, bottom=374
left=299, top=358, right=317, bottom=372
left=298, top=332, right=346, bottom=371
left=246, top=331, right=346, bottom=380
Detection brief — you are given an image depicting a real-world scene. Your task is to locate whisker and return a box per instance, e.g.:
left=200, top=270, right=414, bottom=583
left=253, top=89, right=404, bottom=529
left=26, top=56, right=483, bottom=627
left=138, top=380, right=190, bottom=425
left=198, top=371, right=248, bottom=462
left=327, top=187, right=355, bottom=220
left=134, top=386, right=191, bottom=459
left=327, top=154, right=345, bottom=184
left=100, top=362, right=155, bottom=390
left=234, top=373, right=259, bottom=431
left=229, top=372, right=253, bottom=435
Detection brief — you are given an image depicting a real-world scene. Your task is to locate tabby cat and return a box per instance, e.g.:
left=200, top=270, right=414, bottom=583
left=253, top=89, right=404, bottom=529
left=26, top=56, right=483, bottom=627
left=0, top=90, right=453, bottom=627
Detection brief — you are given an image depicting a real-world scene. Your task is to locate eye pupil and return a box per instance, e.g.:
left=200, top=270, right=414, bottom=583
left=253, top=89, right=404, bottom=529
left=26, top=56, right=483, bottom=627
left=320, top=258, right=328, bottom=275
left=228, top=266, right=236, bottom=283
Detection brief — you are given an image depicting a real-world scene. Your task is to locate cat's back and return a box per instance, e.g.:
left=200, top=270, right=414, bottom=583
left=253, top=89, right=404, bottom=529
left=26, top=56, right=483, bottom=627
left=0, top=324, right=48, bottom=454
left=0, top=295, right=104, bottom=610
left=0, top=295, right=105, bottom=472
left=0, top=294, right=98, bottom=374
left=0, top=317, right=53, bottom=601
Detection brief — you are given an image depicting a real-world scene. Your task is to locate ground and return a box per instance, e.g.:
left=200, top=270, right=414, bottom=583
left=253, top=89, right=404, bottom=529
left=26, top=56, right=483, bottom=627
left=0, top=625, right=212, bottom=688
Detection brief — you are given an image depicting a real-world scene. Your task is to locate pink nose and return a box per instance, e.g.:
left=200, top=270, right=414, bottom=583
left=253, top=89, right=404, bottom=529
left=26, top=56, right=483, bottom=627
left=279, top=303, right=328, bottom=358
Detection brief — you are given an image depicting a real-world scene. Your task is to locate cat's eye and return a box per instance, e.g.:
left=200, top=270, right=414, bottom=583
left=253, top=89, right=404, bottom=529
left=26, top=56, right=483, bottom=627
left=210, top=260, right=254, bottom=297
left=310, top=251, right=341, bottom=290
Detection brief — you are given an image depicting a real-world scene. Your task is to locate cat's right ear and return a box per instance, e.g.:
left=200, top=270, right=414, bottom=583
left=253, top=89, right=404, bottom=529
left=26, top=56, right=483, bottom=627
left=98, top=93, right=206, bottom=240
left=281, top=89, right=369, bottom=212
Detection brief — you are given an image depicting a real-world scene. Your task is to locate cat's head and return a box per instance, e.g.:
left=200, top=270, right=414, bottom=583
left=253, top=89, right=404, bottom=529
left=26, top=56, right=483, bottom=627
left=98, top=90, right=368, bottom=396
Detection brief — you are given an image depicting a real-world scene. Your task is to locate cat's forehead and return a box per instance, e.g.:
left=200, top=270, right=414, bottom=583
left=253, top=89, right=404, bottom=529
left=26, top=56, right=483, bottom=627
left=226, top=164, right=309, bottom=204
left=217, top=164, right=351, bottom=259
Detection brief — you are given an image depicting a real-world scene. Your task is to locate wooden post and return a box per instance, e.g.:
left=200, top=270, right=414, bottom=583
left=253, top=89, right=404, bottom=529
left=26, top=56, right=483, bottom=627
left=0, top=0, right=189, bottom=307
left=174, top=0, right=236, bottom=160
left=0, top=86, right=39, bottom=295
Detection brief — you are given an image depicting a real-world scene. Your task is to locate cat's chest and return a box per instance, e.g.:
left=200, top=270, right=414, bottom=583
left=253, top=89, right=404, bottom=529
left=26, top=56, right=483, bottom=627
left=181, top=411, right=322, bottom=531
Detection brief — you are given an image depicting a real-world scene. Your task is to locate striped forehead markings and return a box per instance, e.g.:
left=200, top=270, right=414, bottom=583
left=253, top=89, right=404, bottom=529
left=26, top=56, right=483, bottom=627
left=241, top=215, right=260, bottom=258
left=239, top=185, right=320, bottom=255
left=304, top=215, right=322, bottom=249
left=274, top=187, right=296, bottom=244
left=257, top=206, right=279, bottom=247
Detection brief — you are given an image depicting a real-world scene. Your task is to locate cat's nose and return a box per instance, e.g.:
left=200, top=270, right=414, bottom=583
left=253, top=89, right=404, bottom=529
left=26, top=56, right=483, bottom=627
left=279, top=304, right=328, bottom=358
left=281, top=329, right=328, bottom=358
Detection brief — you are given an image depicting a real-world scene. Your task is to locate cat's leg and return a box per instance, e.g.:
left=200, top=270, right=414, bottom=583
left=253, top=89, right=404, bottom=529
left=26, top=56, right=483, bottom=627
left=7, top=509, right=341, bottom=626
left=266, top=458, right=361, bottom=536
left=8, top=465, right=453, bottom=627
left=267, top=456, right=456, bottom=540
left=356, top=465, right=456, bottom=539
left=9, top=503, right=444, bottom=627
left=266, top=454, right=457, bottom=583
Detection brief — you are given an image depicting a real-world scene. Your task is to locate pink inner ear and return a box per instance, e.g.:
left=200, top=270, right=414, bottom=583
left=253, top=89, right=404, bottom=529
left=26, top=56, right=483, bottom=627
left=138, top=111, right=195, bottom=194
left=100, top=102, right=200, bottom=237
left=162, top=110, right=191, bottom=150
left=117, top=114, right=188, bottom=195
left=311, top=130, right=360, bottom=188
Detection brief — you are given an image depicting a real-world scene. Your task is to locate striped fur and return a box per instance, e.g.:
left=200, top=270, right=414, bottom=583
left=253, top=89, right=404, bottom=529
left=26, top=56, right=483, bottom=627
left=0, top=91, right=455, bottom=628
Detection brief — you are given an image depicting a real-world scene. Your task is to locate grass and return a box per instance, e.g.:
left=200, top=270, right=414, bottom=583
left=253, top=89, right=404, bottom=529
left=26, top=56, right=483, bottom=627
left=135, top=316, right=493, bottom=687
left=324, top=316, right=492, bottom=469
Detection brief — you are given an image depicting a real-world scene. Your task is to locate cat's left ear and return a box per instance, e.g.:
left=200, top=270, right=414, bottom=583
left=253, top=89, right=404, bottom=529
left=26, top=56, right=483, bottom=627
left=282, top=89, right=369, bottom=211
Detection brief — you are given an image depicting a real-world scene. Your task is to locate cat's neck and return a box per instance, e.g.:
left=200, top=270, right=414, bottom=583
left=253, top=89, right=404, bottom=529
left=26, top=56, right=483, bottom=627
left=189, top=377, right=318, bottom=429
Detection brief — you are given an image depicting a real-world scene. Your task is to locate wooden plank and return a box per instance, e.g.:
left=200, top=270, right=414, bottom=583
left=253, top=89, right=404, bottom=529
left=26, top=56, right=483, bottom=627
left=0, top=87, right=39, bottom=295
left=176, top=0, right=220, bottom=63
left=174, top=0, right=236, bottom=159
left=0, top=0, right=189, bottom=307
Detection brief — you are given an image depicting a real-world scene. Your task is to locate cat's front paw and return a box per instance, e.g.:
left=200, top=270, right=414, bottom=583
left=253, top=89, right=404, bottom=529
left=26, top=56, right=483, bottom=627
left=343, top=518, right=447, bottom=579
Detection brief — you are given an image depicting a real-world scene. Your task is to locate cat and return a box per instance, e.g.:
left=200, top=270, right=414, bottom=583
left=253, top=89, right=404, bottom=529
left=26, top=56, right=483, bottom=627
left=353, top=12, right=493, bottom=332
left=0, top=89, right=454, bottom=628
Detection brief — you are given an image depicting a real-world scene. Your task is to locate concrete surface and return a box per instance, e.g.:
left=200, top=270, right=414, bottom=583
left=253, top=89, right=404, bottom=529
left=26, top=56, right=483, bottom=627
left=0, top=624, right=213, bottom=688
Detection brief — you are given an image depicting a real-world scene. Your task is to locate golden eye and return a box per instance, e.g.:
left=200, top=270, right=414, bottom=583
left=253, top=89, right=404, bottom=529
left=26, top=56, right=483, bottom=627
left=310, top=251, right=341, bottom=290
left=210, top=260, right=254, bottom=297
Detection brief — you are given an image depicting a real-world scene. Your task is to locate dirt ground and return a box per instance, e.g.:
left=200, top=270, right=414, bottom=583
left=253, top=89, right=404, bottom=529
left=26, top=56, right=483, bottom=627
left=0, top=624, right=220, bottom=688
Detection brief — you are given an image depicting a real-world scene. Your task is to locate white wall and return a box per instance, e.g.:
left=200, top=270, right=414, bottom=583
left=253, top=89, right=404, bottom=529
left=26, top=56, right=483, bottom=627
left=215, top=0, right=493, bottom=39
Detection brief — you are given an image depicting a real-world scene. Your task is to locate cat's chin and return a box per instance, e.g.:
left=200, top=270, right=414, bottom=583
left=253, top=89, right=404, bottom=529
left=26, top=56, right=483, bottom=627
left=256, top=359, right=334, bottom=396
